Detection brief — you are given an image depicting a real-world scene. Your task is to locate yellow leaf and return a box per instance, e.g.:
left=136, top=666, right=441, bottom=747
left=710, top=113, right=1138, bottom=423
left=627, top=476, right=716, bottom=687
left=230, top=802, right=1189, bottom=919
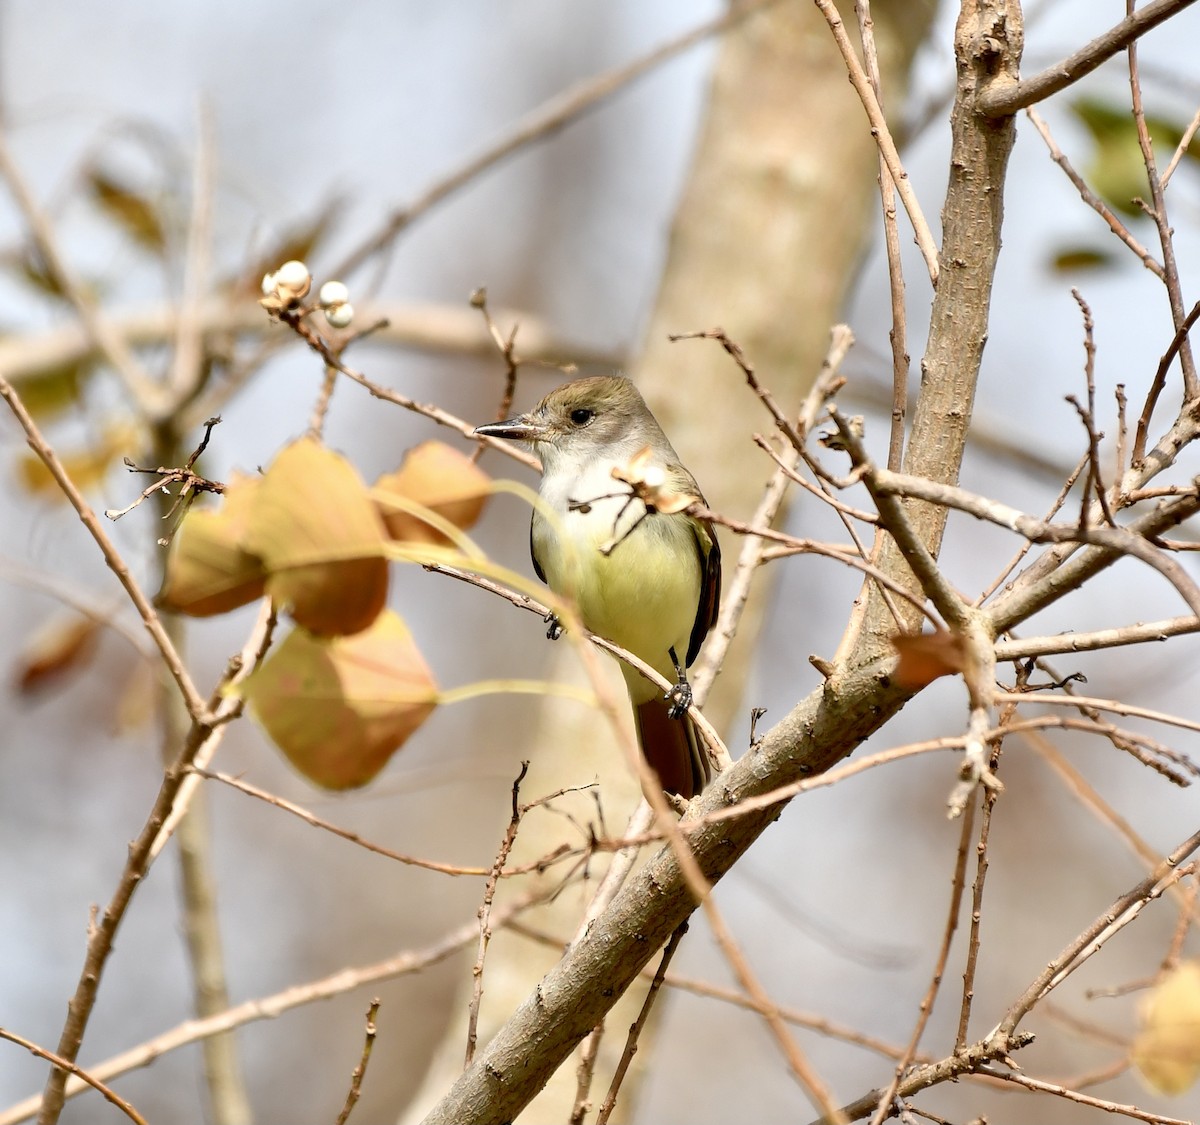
left=87, top=168, right=167, bottom=254
left=246, top=437, right=390, bottom=636
left=1133, top=961, right=1200, bottom=1096
left=374, top=440, right=491, bottom=547
left=241, top=610, right=438, bottom=790
left=8, top=357, right=96, bottom=421
left=158, top=474, right=267, bottom=616
left=16, top=425, right=137, bottom=499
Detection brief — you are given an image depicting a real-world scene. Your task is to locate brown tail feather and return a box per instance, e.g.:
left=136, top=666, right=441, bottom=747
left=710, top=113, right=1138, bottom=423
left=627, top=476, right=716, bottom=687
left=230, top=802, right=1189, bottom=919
left=633, top=695, right=710, bottom=799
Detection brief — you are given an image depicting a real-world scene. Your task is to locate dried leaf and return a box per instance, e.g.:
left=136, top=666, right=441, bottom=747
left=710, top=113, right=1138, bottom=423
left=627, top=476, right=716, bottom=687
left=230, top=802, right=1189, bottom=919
left=891, top=630, right=967, bottom=689
left=1048, top=245, right=1116, bottom=274
left=87, top=168, right=167, bottom=254
left=112, top=659, right=156, bottom=735
left=8, top=248, right=67, bottom=300
left=158, top=474, right=267, bottom=616
left=16, top=425, right=138, bottom=499
left=8, top=356, right=96, bottom=420
left=246, top=437, right=389, bottom=636
left=374, top=440, right=491, bottom=546
left=1133, top=961, right=1200, bottom=1096
left=234, top=199, right=342, bottom=297
left=611, top=446, right=698, bottom=515
left=13, top=612, right=100, bottom=695
left=241, top=610, right=438, bottom=790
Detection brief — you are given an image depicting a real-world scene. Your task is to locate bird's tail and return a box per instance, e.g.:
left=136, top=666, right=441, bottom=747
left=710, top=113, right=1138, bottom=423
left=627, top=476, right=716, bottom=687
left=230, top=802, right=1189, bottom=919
left=633, top=694, right=711, bottom=799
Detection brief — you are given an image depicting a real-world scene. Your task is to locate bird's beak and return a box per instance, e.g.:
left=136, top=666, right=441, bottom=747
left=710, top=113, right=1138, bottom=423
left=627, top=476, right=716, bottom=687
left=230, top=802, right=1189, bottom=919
left=474, top=413, right=546, bottom=442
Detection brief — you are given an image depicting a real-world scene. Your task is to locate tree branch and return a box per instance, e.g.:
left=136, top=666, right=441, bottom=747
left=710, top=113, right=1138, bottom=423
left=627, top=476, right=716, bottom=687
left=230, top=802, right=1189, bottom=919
left=976, top=0, right=1199, bottom=117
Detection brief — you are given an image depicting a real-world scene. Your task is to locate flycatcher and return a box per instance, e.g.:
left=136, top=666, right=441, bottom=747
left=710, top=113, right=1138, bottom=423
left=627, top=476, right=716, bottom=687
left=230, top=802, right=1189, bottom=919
left=475, top=376, right=721, bottom=798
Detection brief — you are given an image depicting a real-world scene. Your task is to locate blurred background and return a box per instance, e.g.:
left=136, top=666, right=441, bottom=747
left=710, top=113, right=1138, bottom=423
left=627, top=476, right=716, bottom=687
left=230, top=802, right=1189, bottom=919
left=2, top=2, right=1200, bottom=1122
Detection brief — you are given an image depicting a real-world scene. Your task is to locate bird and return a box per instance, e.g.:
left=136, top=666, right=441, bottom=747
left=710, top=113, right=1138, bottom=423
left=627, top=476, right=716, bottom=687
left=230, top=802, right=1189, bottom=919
left=475, top=375, right=721, bottom=798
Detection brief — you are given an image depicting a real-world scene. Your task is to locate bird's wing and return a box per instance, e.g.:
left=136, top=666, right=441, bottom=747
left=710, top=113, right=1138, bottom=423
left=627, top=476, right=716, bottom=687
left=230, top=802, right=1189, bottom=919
left=686, top=519, right=721, bottom=667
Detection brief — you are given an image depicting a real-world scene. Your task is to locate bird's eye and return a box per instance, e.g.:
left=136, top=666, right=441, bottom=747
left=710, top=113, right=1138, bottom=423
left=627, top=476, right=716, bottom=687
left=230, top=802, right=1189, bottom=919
left=569, top=408, right=594, bottom=426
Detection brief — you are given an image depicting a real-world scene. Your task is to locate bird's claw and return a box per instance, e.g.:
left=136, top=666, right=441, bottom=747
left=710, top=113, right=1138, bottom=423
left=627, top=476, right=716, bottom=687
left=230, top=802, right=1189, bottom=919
left=665, top=680, right=692, bottom=720
left=545, top=612, right=563, bottom=641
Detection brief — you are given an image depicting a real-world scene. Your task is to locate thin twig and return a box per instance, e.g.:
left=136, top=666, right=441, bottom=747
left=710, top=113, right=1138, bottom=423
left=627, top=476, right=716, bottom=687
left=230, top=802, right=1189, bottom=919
left=273, top=305, right=541, bottom=471
left=1127, top=26, right=1199, bottom=400
left=978, top=0, right=1200, bottom=116
left=166, top=105, right=215, bottom=411
left=0, top=1029, right=147, bottom=1125
left=568, top=800, right=655, bottom=1125
left=0, top=375, right=209, bottom=721
left=333, top=999, right=380, bottom=1125
left=870, top=798, right=977, bottom=1125
left=1025, top=107, right=1164, bottom=280
left=810, top=0, right=940, bottom=286
left=594, top=922, right=689, bottom=1125
left=464, top=762, right=529, bottom=1068
left=0, top=891, right=552, bottom=1125
left=0, top=130, right=165, bottom=412
left=332, top=0, right=780, bottom=280
left=1132, top=299, right=1200, bottom=467
left=1161, top=103, right=1200, bottom=189
left=979, top=1065, right=1191, bottom=1125
left=999, top=842, right=1200, bottom=1036
left=854, top=0, right=910, bottom=472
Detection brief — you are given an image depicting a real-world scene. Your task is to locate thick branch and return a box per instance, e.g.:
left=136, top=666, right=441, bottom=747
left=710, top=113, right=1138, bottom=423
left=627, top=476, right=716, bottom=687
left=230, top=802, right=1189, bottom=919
left=420, top=658, right=912, bottom=1125
left=850, top=0, right=1021, bottom=655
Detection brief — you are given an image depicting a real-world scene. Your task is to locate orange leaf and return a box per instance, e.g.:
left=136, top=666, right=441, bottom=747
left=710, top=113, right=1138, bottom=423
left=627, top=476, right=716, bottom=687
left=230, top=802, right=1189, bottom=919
left=241, top=610, right=438, bottom=790
left=891, top=630, right=967, bottom=689
left=13, top=612, right=100, bottom=695
left=374, top=440, right=491, bottom=546
left=1133, top=961, right=1200, bottom=1096
left=246, top=438, right=390, bottom=636
left=158, top=475, right=267, bottom=616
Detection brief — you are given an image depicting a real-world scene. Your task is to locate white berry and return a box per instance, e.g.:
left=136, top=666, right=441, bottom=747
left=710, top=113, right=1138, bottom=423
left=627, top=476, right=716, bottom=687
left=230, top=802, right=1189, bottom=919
left=324, top=302, right=354, bottom=329
left=275, top=260, right=310, bottom=290
left=318, top=280, right=350, bottom=309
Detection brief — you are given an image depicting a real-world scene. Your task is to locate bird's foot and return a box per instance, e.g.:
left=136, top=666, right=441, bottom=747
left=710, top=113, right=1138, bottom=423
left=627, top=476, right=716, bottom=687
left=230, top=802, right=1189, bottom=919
left=544, top=611, right=563, bottom=641
left=665, top=681, right=693, bottom=720
left=666, top=646, right=691, bottom=719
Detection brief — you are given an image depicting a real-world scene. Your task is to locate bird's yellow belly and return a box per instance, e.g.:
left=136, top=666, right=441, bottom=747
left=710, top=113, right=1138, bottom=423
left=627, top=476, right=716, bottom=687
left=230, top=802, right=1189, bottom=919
left=534, top=501, right=700, bottom=693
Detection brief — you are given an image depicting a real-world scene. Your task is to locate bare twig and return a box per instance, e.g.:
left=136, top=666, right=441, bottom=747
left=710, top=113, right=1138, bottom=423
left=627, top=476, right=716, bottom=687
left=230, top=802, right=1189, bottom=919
left=332, top=0, right=780, bottom=280
left=1000, top=845, right=1200, bottom=1036
left=854, top=0, right=910, bottom=472
left=1161, top=103, right=1200, bottom=189
left=464, top=762, right=529, bottom=1068
left=810, top=0, right=940, bottom=286
left=0, top=375, right=209, bottom=720
left=978, top=0, right=1200, bottom=116
left=199, top=768, right=575, bottom=877
left=333, top=1000, right=380, bottom=1125
left=978, top=1065, right=1191, bottom=1125
left=594, top=923, right=688, bottom=1125
left=166, top=106, right=215, bottom=409
left=0, top=130, right=165, bottom=412
left=1025, top=107, right=1164, bottom=280
left=272, top=306, right=541, bottom=471
left=0, top=1029, right=147, bottom=1125
left=1133, top=299, right=1200, bottom=467
left=1127, top=28, right=1199, bottom=401
left=869, top=799, right=977, bottom=1125
left=0, top=891, right=551, bottom=1125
